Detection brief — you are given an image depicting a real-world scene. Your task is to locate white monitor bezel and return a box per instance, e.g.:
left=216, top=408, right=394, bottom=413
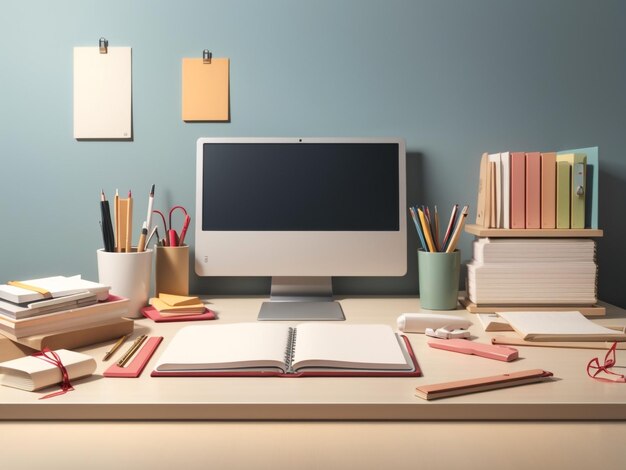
left=195, top=137, right=407, bottom=277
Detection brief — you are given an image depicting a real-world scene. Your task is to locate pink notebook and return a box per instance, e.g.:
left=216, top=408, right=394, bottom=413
left=525, top=152, right=541, bottom=229
left=510, top=152, right=526, bottom=229
left=141, top=305, right=217, bottom=323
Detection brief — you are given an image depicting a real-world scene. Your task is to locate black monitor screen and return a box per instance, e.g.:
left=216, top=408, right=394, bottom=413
left=202, top=142, right=399, bottom=231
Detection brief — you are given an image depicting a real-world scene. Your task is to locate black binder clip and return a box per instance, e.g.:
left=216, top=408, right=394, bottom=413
left=203, top=49, right=212, bottom=64
left=99, top=37, right=108, bottom=54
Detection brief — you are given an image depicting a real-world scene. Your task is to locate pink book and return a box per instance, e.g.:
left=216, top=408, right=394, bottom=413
left=510, top=152, right=526, bottom=229
left=540, top=152, right=557, bottom=228
left=525, top=152, right=541, bottom=229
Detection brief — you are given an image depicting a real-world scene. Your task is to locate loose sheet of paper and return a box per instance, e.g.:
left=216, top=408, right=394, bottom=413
left=182, top=58, right=229, bottom=121
left=73, top=47, right=132, bottom=139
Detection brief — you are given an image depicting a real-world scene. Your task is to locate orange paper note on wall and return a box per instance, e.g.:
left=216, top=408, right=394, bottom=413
left=182, top=58, right=230, bottom=121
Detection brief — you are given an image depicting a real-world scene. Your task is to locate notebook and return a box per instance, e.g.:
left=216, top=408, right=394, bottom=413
left=496, top=311, right=626, bottom=342
left=152, top=323, right=420, bottom=377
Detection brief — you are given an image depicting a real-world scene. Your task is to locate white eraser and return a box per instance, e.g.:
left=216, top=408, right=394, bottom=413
left=397, top=313, right=472, bottom=333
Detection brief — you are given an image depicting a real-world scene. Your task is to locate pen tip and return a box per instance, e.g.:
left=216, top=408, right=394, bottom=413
left=128, top=190, right=132, bottom=198
left=150, top=184, right=155, bottom=195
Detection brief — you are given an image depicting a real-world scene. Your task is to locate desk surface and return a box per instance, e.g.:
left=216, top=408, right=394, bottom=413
left=1, top=296, right=625, bottom=421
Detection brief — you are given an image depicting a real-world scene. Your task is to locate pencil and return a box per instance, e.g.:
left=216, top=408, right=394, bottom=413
left=417, top=207, right=436, bottom=252
left=100, top=190, right=115, bottom=252
left=137, top=221, right=147, bottom=253
left=116, top=335, right=147, bottom=367
left=103, top=334, right=130, bottom=361
left=409, top=207, right=428, bottom=251
left=445, top=205, right=469, bottom=253
left=433, top=206, right=440, bottom=252
left=441, top=204, right=459, bottom=252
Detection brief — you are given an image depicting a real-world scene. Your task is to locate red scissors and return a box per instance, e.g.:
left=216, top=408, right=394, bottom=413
left=152, top=206, right=190, bottom=247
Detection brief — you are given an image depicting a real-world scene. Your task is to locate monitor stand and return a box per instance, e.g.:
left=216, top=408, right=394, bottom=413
left=257, top=276, right=345, bottom=321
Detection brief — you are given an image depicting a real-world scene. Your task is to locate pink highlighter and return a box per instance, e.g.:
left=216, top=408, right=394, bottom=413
left=428, top=339, right=519, bottom=362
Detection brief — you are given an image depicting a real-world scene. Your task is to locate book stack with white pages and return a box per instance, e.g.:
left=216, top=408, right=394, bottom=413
left=466, top=238, right=597, bottom=306
left=0, top=275, right=131, bottom=351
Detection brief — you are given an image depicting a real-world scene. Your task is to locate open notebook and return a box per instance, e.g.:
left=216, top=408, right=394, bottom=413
left=152, top=323, right=420, bottom=377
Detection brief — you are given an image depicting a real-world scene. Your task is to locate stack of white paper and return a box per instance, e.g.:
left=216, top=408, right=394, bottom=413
left=467, top=238, right=597, bottom=305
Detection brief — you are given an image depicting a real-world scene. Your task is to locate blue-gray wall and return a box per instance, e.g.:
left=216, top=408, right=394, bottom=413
left=1, top=0, right=625, bottom=307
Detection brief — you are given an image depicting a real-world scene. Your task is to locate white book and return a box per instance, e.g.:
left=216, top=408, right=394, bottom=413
left=488, top=153, right=502, bottom=228
left=496, top=311, right=626, bottom=341
left=0, top=349, right=96, bottom=392
left=500, top=152, right=511, bottom=229
left=0, top=292, right=97, bottom=320
left=154, top=323, right=415, bottom=375
left=472, top=238, right=596, bottom=263
left=0, top=276, right=109, bottom=304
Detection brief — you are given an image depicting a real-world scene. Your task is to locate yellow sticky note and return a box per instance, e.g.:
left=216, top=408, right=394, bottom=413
left=182, top=58, right=229, bottom=121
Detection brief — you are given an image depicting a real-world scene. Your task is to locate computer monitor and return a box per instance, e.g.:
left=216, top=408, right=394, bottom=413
left=195, top=137, right=407, bottom=320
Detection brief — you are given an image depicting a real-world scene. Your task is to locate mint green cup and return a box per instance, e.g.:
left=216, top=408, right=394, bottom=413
left=417, top=250, right=460, bottom=310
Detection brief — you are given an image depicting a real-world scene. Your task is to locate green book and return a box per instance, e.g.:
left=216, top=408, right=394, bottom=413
left=556, top=160, right=570, bottom=229
left=556, top=153, right=587, bottom=229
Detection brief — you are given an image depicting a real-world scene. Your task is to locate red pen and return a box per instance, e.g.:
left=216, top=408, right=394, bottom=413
left=178, top=214, right=191, bottom=246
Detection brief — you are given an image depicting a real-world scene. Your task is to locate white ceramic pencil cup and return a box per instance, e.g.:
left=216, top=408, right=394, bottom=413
left=97, top=248, right=153, bottom=319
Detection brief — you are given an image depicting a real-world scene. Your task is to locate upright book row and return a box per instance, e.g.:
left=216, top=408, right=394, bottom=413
left=475, top=148, right=598, bottom=230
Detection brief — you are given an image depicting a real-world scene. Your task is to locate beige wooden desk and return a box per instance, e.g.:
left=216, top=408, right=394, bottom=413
left=2, top=297, right=625, bottom=469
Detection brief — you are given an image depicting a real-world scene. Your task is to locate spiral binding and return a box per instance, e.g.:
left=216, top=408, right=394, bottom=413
left=284, top=327, right=297, bottom=373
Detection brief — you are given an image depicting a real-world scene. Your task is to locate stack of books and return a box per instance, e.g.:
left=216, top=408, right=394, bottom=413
left=0, top=275, right=131, bottom=349
left=466, top=238, right=597, bottom=306
left=475, top=148, right=595, bottom=230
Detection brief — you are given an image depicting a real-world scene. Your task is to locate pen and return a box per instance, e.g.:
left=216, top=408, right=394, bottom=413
left=144, top=184, right=155, bottom=250
left=178, top=214, right=191, bottom=246
left=125, top=190, right=133, bottom=253
left=114, top=189, right=120, bottom=252
left=117, top=335, right=147, bottom=367
left=103, top=334, right=130, bottom=361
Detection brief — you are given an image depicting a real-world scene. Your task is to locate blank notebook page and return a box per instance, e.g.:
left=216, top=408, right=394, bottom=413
left=154, top=323, right=289, bottom=371
left=292, top=324, right=409, bottom=370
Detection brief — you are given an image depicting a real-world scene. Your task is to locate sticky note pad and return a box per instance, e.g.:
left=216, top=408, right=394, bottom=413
left=73, top=47, right=132, bottom=139
left=182, top=58, right=230, bottom=121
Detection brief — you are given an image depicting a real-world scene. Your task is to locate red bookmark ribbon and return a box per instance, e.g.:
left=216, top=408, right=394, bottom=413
left=32, top=348, right=75, bottom=399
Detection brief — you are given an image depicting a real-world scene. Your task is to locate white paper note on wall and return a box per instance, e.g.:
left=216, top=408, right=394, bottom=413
left=73, top=47, right=132, bottom=139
